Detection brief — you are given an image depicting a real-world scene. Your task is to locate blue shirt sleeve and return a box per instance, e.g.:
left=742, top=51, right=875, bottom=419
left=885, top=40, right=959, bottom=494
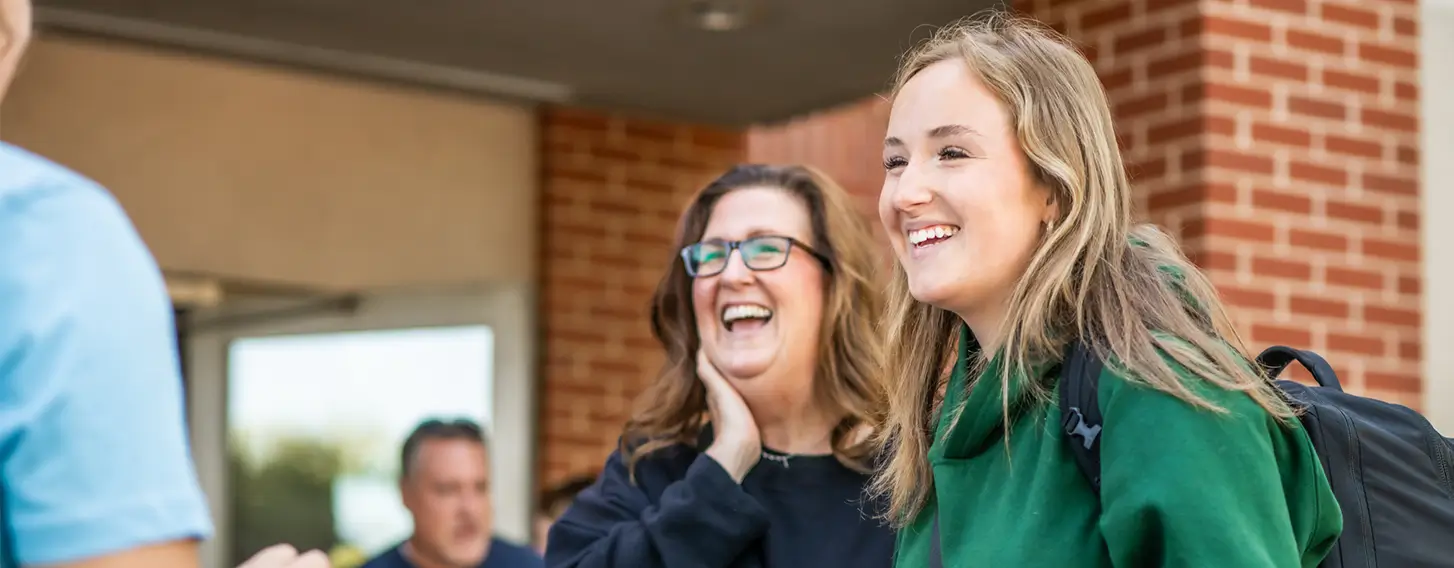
left=0, top=155, right=214, bottom=565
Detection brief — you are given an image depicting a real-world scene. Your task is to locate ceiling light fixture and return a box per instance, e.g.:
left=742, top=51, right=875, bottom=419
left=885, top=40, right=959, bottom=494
left=681, top=0, right=756, bottom=32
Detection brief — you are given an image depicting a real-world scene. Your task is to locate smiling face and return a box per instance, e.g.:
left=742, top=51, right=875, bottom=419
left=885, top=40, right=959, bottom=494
left=690, top=186, right=825, bottom=391
left=879, top=59, right=1055, bottom=336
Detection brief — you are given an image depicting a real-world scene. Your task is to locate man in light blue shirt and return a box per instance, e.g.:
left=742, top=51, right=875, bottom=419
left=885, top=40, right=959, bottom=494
left=0, top=1, right=324, bottom=566
left=0, top=138, right=217, bottom=567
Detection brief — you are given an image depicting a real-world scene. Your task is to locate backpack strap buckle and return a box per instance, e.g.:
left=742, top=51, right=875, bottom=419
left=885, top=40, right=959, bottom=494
left=1063, top=407, right=1102, bottom=451
left=1059, top=341, right=1105, bottom=494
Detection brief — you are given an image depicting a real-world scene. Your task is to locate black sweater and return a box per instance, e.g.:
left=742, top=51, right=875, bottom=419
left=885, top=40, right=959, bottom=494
left=544, top=439, right=895, bottom=568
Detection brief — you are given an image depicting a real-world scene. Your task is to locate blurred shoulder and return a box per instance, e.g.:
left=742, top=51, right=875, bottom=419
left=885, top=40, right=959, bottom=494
left=358, top=545, right=408, bottom=568
left=0, top=142, right=138, bottom=256
left=0, top=142, right=110, bottom=204
left=485, top=537, right=543, bottom=567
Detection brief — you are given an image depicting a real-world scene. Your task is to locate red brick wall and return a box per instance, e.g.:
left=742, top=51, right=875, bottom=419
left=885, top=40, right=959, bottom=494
left=747, top=98, right=891, bottom=211
left=748, top=1, right=1423, bottom=405
left=1023, top=0, right=1422, bottom=405
left=535, top=0, right=1425, bottom=490
left=536, top=107, right=746, bottom=486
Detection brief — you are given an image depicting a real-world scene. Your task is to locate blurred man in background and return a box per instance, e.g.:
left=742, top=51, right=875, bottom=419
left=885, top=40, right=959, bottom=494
left=362, top=419, right=540, bottom=568
left=1, top=1, right=324, bottom=566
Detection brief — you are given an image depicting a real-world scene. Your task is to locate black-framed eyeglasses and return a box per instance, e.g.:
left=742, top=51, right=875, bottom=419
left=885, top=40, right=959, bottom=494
left=680, top=235, right=829, bottom=278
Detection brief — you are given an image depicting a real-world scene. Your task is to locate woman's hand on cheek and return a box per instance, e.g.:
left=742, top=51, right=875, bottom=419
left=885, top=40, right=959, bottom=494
left=699, top=349, right=762, bottom=483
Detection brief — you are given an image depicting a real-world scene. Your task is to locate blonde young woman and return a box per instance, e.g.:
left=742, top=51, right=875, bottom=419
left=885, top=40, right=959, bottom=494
left=545, top=165, right=893, bottom=568
left=869, top=14, right=1344, bottom=568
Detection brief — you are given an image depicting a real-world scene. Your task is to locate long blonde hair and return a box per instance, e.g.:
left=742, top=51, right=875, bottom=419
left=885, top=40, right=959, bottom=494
left=622, top=164, right=886, bottom=475
left=868, top=13, right=1296, bottom=526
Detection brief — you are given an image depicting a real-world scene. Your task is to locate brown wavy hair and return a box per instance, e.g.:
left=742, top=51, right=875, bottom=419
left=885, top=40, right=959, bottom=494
left=868, top=13, right=1297, bottom=526
left=620, top=164, right=886, bottom=475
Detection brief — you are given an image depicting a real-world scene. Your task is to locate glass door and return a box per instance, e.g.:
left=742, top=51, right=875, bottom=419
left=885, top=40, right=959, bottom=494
left=183, top=286, right=538, bottom=568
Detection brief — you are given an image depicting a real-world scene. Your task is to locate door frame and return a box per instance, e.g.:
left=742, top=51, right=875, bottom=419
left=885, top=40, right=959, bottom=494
left=182, top=283, right=538, bottom=568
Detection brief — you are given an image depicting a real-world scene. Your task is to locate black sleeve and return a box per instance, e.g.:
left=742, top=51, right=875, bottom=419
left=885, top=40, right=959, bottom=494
left=544, top=448, right=771, bottom=568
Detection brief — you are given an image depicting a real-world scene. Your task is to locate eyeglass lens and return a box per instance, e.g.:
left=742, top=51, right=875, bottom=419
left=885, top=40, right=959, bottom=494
left=686, top=236, right=791, bottom=276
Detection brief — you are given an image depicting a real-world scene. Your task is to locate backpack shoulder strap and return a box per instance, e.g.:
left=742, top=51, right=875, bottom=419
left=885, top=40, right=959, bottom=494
left=929, top=513, right=943, bottom=568
left=1059, top=341, right=1106, bottom=495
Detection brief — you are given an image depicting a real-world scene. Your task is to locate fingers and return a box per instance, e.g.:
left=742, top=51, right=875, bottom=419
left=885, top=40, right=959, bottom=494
left=237, top=544, right=331, bottom=568
left=293, top=550, right=332, bottom=568
left=238, top=544, right=300, bottom=568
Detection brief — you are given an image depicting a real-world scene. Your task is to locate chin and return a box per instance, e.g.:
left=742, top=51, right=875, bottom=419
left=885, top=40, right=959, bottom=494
left=713, top=348, right=777, bottom=380
left=703, top=314, right=784, bottom=380
left=446, top=542, right=490, bottom=565
left=905, top=271, right=963, bottom=310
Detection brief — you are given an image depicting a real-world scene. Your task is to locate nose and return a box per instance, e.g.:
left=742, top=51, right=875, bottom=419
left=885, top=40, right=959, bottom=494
left=459, top=491, right=487, bottom=517
left=718, top=248, right=754, bottom=288
left=464, top=495, right=485, bottom=515
left=890, top=162, right=934, bottom=213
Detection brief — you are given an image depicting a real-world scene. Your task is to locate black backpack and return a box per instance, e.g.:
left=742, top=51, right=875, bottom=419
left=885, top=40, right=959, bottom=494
left=1060, top=342, right=1454, bottom=568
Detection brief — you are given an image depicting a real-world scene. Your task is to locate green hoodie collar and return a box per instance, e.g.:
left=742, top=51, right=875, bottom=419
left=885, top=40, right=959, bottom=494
left=931, top=323, right=1060, bottom=461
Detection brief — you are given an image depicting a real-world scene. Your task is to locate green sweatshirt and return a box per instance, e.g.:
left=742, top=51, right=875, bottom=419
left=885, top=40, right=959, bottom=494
left=893, top=326, right=1343, bottom=567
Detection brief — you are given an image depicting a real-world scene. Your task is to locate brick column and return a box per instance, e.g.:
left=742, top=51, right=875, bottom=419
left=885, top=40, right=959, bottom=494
left=536, top=107, right=745, bottom=485
left=1022, top=0, right=1422, bottom=405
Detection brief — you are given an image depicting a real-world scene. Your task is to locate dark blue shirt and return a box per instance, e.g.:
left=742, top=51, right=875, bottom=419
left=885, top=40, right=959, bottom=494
left=361, top=538, right=542, bottom=568
left=544, top=437, right=895, bottom=568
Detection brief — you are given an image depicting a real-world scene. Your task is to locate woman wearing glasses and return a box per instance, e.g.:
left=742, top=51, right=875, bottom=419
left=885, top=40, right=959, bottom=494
left=544, top=164, right=893, bottom=568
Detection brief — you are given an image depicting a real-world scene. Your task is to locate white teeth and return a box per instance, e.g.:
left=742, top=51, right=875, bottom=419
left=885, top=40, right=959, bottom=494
left=908, top=225, right=959, bottom=246
left=722, top=304, right=773, bottom=324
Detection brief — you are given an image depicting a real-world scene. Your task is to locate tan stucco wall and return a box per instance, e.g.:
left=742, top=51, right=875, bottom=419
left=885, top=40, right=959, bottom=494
left=2, top=34, right=539, bottom=292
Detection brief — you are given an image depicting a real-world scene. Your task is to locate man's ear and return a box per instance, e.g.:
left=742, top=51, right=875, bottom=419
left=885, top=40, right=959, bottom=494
left=398, top=476, right=415, bottom=509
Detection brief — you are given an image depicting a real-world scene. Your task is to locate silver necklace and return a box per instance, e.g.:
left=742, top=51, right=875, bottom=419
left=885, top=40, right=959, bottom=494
left=761, top=450, right=794, bottom=468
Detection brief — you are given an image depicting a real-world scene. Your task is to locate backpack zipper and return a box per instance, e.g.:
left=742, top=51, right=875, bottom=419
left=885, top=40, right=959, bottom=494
left=1329, top=404, right=1377, bottom=568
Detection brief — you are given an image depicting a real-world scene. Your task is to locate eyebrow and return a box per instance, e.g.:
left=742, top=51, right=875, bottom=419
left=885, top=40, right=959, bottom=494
left=884, top=124, right=982, bottom=148
left=700, top=227, right=789, bottom=241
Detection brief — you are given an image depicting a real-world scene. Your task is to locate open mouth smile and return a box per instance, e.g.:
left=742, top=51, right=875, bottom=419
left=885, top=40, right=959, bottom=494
left=721, top=303, right=773, bottom=332
left=907, top=224, right=960, bottom=249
